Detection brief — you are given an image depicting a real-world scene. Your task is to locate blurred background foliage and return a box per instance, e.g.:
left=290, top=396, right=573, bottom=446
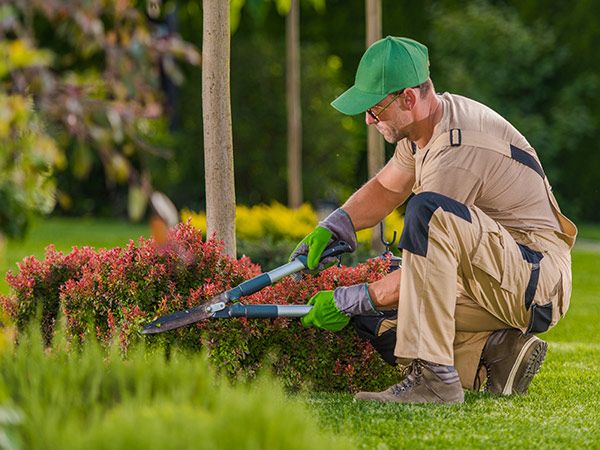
left=0, top=0, right=199, bottom=236
left=1, top=0, right=599, bottom=237
left=0, top=93, right=64, bottom=239
left=181, top=201, right=403, bottom=244
left=181, top=201, right=403, bottom=268
left=146, top=0, right=600, bottom=220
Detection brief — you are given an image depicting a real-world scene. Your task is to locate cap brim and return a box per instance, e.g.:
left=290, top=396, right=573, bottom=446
left=331, top=86, right=387, bottom=116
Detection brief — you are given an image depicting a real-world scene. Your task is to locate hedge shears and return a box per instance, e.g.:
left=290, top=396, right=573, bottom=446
left=140, top=240, right=353, bottom=335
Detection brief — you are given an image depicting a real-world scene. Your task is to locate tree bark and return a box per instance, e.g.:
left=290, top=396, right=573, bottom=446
left=366, top=0, right=385, bottom=252
left=287, top=0, right=303, bottom=209
left=202, top=0, right=236, bottom=257
left=0, top=233, right=5, bottom=266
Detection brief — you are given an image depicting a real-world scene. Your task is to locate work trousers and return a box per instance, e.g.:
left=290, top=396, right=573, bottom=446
left=391, top=191, right=571, bottom=388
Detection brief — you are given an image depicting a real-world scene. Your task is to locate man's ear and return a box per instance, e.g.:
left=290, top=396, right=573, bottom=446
left=402, top=88, right=417, bottom=111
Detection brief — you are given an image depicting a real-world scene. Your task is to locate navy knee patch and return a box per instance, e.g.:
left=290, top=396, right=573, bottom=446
left=350, top=310, right=398, bottom=366
left=398, top=192, right=472, bottom=257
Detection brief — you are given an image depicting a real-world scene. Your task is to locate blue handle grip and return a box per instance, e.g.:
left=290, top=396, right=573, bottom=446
left=227, top=273, right=271, bottom=301
left=224, top=241, right=352, bottom=301
left=226, top=303, right=279, bottom=318
left=212, top=304, right=311, bottom=319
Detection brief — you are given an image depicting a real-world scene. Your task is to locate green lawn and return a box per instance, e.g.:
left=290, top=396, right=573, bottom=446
left=575, top=223, right=600, bottom=242
left=1, top=217, right=599, bottom=448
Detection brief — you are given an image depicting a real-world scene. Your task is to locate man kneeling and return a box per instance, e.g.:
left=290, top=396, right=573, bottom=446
left=291, top=37, right=576, bottom=404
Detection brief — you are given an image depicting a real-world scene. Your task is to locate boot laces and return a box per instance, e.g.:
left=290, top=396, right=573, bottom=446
left=391, top=360, right=424, bottom=395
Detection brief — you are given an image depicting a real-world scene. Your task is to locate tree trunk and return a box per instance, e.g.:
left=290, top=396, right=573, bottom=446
left=366, top=0, right=385, bottom=252
left=202, top=0, right=236, bottom=257
left=0, top=233, right=5, bottom=266
left=287, top=0, right=303, bottom=209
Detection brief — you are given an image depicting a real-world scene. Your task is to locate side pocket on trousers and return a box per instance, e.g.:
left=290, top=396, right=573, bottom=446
left=559, top=273, right=571, bottom=318
left=471, top=225, right=516, bottom=294
left=527, top=303, right=553, bottom=334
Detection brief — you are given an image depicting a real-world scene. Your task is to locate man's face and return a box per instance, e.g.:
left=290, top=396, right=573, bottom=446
left=365, top=91, right=414, bottom=144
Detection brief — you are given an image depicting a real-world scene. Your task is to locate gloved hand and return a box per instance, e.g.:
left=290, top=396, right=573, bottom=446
left=301, top=291, right=349, bottom=331
left=289, top=208, right=357, bottom=272
left=301, top=284, right=381, bottom=331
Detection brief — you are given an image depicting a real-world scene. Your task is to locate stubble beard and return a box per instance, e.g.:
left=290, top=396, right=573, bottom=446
left=377, top=124, right=409, bottom=144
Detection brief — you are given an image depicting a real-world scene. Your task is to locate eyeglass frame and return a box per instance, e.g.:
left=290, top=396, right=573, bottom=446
left=366, top=90, right=405, bottom=123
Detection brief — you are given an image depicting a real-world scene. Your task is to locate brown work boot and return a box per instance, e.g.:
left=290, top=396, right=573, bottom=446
left=355, top=360, right=464, bottom=404
left=479, top=329, right=548, bottom=395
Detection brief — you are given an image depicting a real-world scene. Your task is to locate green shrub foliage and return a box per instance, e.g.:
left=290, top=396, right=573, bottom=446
left=0, top=327, right=351, bottom=449
left=1, top=223, right=398, bottom=391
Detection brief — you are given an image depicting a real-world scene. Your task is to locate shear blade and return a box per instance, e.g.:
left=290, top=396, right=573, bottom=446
left=140, top=293, right=227, bottom=335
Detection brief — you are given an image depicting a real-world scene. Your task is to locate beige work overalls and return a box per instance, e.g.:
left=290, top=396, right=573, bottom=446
left=393, top=129, right=577, bottom=388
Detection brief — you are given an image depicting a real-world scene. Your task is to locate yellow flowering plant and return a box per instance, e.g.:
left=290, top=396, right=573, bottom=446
left=182, top=202, right=404, bottom=248
left=356, top=210, right=404, bottom=245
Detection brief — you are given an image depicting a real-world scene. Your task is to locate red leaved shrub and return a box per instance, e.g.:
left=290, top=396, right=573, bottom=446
left=2, top=245, right=98, bottom=344
left=1, top=222, right=399, bottom=391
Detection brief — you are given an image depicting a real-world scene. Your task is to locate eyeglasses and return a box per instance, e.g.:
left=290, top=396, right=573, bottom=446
left=366, top=91, right=403, bottom=123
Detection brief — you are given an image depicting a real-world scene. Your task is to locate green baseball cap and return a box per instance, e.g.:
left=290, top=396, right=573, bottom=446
left=331, top=36, right=430, bottom=115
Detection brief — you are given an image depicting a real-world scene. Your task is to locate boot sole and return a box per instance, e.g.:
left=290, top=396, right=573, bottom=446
left=503, top=337, right=548, bottom=395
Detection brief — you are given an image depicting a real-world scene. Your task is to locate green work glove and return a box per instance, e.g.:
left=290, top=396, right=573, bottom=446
left=301, top=291, right=350, bottom=332
left=289, top=208, right=357, bottom=273
left=291, top=226, right=333, bottom=270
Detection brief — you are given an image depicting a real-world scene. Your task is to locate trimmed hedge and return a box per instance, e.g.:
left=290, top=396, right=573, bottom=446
left=1, top=223, right=399, bottom=391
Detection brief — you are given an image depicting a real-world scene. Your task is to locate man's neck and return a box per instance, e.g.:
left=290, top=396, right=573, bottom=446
left=410, top=95, right=443, bottom=149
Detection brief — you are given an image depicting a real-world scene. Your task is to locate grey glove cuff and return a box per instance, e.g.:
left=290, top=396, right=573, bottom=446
left=319, top=208, right=357, bottom=252
left=333, top=283, right=382, bottom=317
